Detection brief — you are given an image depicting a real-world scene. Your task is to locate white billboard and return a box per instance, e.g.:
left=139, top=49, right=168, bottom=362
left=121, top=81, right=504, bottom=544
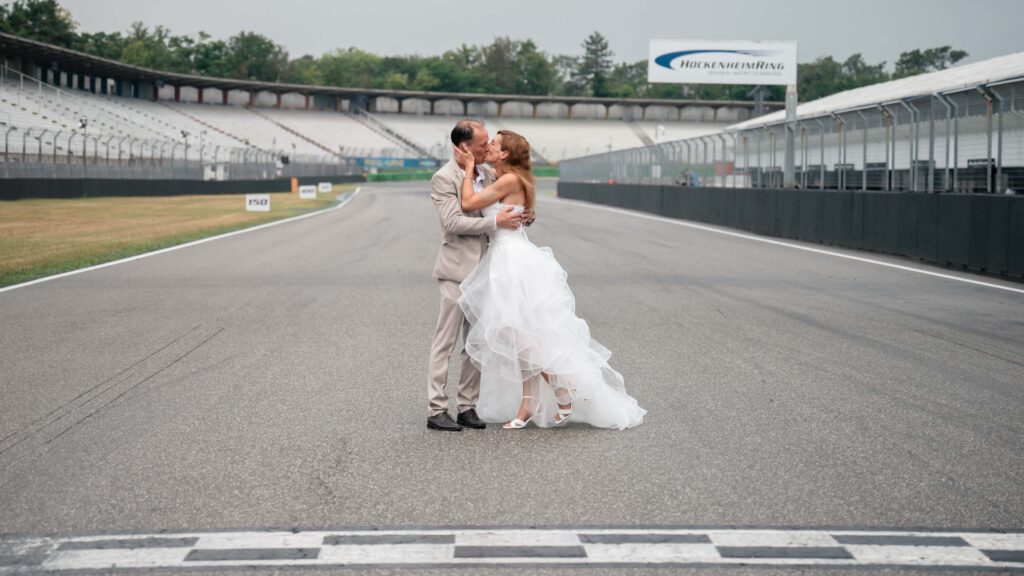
left=648, top=40, right=797, bottom=86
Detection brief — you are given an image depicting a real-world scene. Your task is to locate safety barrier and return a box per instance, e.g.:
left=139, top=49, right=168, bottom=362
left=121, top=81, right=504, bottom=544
left=557, top=181, right=1024, bottom=280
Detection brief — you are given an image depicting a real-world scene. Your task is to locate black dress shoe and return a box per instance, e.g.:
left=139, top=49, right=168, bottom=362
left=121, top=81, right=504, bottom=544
left=457, top=408, right=486, bottom=429
left=427, top=413, right=462, bottom=431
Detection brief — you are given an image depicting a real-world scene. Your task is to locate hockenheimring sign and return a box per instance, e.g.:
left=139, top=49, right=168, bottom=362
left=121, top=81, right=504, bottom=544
left=649, top=40, right=799, bottom=185
left=648, top=40, right=797, bottom=85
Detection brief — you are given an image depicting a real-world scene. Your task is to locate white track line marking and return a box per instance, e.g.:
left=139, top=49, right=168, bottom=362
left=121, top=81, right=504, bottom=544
left=544, top=195, right=1024, bottom=296
left=0, top=187, right=362, bottom=295
left=2, top=528, right=1021, bottom=572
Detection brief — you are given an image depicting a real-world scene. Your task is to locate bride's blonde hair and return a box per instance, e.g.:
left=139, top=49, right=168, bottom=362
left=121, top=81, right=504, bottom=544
left=497, top=130, right=535, bottom=210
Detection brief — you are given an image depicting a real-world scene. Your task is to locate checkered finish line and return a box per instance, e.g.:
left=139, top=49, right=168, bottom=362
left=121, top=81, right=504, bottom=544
left=1, top=528, right=1023, bottom=572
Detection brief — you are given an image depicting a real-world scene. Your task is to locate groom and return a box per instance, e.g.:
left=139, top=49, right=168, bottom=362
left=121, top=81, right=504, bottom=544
left=426, top=119, right=532, bottom=432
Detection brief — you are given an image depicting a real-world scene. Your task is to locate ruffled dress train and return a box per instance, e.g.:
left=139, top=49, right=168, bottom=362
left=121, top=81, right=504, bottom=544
left=458, top=203, right=646, bottom=429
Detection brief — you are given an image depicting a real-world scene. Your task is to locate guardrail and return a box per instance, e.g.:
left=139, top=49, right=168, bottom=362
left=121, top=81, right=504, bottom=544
left=558, top=181, right=1024, bottom=281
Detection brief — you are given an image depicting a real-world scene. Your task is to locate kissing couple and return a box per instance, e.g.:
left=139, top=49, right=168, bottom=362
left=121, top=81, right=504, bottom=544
left=426, top=119, right=645, bottom=431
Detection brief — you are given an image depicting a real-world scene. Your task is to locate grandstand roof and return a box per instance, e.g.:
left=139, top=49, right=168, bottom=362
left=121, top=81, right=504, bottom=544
left=0, top=31, right=783, bottom=111
left=727, top=51, right=1024, bottom=131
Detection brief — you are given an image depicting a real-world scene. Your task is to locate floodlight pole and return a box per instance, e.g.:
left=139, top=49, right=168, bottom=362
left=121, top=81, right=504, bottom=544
left=53, top=130, right=62, bottom=164
left=4, top=126, right=15, bottom=163
left=37, top=129, right=48, bottom=163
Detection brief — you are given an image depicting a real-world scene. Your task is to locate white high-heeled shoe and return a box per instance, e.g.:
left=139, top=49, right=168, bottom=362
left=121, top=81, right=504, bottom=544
left=503, top=415, right=534, bottom=429
left=553, top=387, right=574, bottom=425
left=503, top=396, right=539, bottom=429
left=554, top=403, right=573, bottom=425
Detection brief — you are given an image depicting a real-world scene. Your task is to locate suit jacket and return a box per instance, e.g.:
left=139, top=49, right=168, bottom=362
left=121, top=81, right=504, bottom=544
left=431, top=157, right=496, bottom=282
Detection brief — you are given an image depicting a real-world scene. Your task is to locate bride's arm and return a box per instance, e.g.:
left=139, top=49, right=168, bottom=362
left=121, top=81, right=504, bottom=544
left=454, top=145, right=513, bottom=212
left=461, top=173, right=515, bottom=212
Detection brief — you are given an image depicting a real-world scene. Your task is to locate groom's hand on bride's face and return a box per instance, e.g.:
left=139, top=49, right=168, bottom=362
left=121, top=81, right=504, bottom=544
left=495, top=205, right=524, bottom=230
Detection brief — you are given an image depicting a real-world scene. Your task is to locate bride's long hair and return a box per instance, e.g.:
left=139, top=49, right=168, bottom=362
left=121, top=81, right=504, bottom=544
left=496, top=130, right=535, bottom=210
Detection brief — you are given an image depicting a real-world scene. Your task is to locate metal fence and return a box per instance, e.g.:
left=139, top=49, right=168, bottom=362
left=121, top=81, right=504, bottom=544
left=561, top=79, right=1024, bottom=194
left=0, top=135, right=359, bottom=180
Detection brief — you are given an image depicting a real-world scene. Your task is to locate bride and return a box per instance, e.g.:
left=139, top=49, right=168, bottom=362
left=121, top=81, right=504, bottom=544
left=454, top=130, right=646, bottom=430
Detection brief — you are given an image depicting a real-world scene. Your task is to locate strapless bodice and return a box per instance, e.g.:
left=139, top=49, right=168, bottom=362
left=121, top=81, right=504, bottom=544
left=482, top=203, right=526, bottom=243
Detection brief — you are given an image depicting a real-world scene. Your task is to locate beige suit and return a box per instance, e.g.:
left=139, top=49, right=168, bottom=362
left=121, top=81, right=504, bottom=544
left=427, top=158, right=496, bottom=416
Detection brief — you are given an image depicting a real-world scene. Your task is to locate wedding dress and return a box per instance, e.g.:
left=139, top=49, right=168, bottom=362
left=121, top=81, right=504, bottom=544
left=458, top=203, right=646, bottom=429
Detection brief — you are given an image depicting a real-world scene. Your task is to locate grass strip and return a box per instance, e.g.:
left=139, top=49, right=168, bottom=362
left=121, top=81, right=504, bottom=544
left=0, top=185, right=355, bottom=288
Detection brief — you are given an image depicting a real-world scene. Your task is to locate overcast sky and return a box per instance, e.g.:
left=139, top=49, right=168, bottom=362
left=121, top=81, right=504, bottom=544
left=58, top=0, right=1024, bottom=68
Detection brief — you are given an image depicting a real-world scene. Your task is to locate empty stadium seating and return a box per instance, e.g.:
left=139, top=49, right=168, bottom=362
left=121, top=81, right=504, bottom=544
left=1, top=67, right=731, bottom=166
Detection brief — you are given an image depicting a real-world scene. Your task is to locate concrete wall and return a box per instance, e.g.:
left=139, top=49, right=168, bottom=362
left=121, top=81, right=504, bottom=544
left=557, top=181, right=1024, bottom=281
left=432, top=100, right=465, bottom=116
left=535, top=102, right=570, bottom=119
left=0, top=175, right=365, bottom=200
left=466, top=101, right=499, bottom=117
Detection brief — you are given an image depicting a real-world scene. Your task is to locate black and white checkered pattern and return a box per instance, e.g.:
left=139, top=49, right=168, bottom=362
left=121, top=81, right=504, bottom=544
left=2, top=527, right=1022, bottom=572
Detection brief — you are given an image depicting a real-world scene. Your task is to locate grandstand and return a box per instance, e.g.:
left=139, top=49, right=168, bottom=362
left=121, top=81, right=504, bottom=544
left=0, top=63, right=731, bottom=173
left=354, top=114, right=726, bottom=163
left=0, top=30, right=762, bottom=182
left=259, top=108, right=412, bottom=158
left=1, top=66, right=241, bottom=160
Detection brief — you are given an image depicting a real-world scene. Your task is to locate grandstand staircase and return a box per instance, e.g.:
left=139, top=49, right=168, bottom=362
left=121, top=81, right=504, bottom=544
left=36, top=91, right=169, bottom=140
left=107, top=98, right=197, bottom=140
left=489, top=118, right=554, bottom=166
left=626, top=120, right=657, bottom=148
left=157, top=101, right=254, bottom=149
left=625, top=119, right=674, bottom=166
left=243, top=106, right=338, bottom=156
left=347, top=110, right=437, bottom=160
left=529, top=148, right=553, bottom=167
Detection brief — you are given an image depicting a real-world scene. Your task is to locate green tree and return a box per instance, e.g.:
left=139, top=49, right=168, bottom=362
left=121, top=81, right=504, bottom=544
left=73, top=31, right=127, bottom=60
left=516, top=40, right=555, bottom=95
left=411, top=68, right=440, bottom=91
left=573, top=31, right=613, bottom=97
left=2, top=0, right=942, bottom=102
left=319, top=48, right=381, bottom=87
left=894, top=45, right=968, bottom=78
left=379, top=71, right=409, bottom=90
left=442, top=44, right=490, bottom=92
left=842, top=53, right=888, bottom=85
left=797, top=56, right=846, bottom=101
left=191, top=32, right=231, bottom=77
left=0, top=0, right=76, bottom=46
left=476, top=37, right=509, bottom=93
left=117, top=23, right=192, bottom=73
left=421, top=55, right=473, bottom=92
left=607, top=60, right=647, bottom=98
left=797, top=53, right=889, bottom=101
left=283, top=54, right=323, bottom=85
left=225, top=31, right=288, bottom=82
left=550, top=54, right=580, bottom=96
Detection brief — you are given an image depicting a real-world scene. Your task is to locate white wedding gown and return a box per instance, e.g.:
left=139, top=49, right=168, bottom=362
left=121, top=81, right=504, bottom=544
left=458, top=203, right=646, bottom=430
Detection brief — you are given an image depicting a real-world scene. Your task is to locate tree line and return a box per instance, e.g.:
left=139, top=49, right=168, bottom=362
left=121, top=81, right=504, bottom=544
left=1, top=0, right=969, bottom=103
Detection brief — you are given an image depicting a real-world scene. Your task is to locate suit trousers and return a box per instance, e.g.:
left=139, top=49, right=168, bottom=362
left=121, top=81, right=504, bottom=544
left=427, top=279, right=481, bottom=416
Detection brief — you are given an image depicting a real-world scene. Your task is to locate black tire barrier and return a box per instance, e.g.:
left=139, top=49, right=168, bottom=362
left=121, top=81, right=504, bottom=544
left=556, top=181, right=1024, bottom=282
left=0, top=175, right=365, bottom=200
